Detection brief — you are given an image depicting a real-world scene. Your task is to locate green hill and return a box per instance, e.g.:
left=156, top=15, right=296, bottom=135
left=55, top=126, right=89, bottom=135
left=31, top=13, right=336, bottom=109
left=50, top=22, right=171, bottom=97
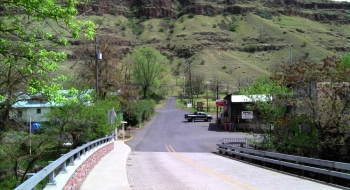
left=60, top=0, right=350, bottom=93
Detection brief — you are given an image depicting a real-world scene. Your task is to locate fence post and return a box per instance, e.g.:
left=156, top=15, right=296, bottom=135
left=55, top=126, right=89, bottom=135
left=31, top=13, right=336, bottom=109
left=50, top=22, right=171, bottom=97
left=77, top=150, right=81, bottom=160
left=47, top=161, right=56, bottom=185
left=69, top=153, right=74, bottom=166
left=60, top=155, right=67, bottom=173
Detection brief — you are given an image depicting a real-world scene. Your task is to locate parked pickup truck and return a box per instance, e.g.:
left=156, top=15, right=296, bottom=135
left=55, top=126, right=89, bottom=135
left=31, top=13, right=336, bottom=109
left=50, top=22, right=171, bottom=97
left=184, top=112, right=213, bottom=122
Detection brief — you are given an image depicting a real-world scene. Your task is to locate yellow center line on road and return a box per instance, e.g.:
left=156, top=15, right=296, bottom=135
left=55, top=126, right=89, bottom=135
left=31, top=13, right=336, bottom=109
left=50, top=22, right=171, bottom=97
left=165, top=145, right=258, bottom=190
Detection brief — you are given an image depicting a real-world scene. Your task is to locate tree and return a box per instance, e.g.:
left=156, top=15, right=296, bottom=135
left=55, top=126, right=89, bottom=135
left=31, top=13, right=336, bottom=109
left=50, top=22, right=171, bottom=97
left=270, top=56, right=350, bottom=160
left=0, top=0, right=95, bottom=131
left=72, top=33, right=122, bottom=99
left=192, top=72, right=205, bottom=98
left=242, top=77, right=293, bottom=152
left=126, top=47, right=169, bottom=99
left=45, top=93, right=121, bottom=157
left=1, top=131, right=55, bottom=185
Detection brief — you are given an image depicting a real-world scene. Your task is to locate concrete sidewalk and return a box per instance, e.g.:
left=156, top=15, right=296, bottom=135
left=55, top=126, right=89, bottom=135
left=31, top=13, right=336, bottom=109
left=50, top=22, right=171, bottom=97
left=80, top=140, right=131, bottom=190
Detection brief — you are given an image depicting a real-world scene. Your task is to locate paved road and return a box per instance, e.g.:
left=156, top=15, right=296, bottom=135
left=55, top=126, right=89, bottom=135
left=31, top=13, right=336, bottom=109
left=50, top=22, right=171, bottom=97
left=125, top=97, right=342, bottom=190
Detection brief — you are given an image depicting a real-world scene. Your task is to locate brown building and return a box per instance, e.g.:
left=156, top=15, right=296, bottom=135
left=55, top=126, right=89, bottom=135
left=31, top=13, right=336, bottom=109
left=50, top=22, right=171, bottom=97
left=221, top=94, right=270, bottom=132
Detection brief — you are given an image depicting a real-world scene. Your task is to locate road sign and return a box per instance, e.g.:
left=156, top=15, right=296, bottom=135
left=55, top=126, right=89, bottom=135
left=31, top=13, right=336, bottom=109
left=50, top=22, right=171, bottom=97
left=108, top=109, right=116, bottom=124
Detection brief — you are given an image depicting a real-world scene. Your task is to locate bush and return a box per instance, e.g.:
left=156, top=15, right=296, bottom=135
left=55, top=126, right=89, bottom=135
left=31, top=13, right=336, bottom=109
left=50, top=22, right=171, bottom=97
left=123, top=99, right=156, bottom=126
left=302, top=41, right=308, bottom=47
left=223, top=12, right=231, bottom=16
left=257, top=9, right=273, bottom=20
left=179, top=16, right=184, bottom=23
left=229, top=24, right=238, bottom=32
left=128, top=18, right=144, bottom=35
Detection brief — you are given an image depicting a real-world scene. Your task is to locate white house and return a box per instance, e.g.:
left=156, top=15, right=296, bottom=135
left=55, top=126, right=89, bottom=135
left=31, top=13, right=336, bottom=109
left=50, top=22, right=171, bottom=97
left=10, top=100, right=56, bottom=123
left=9, top=89, right=93, bottom=124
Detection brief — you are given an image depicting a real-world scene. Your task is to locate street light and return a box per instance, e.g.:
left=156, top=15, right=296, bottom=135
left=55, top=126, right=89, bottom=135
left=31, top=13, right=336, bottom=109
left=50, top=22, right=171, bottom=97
left=95, top=34, right=102, bottom=95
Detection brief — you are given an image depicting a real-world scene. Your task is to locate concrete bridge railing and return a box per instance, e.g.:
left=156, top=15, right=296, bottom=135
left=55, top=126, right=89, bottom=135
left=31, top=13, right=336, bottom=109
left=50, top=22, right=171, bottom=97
left=15, top=136, right=114, bottom=190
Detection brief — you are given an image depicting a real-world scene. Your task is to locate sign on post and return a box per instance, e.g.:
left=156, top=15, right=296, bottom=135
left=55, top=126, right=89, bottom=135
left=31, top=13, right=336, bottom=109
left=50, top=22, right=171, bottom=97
left=108, top=109, right=116, bottom=124
left=216, top=99, right=226, bottom=106
left=241, top=111, right=253, bottom=119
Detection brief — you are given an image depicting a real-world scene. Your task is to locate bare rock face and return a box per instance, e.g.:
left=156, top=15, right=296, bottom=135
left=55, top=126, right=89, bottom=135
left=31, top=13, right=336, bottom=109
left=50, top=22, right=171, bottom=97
left=77, top=0, right=350, bottom=24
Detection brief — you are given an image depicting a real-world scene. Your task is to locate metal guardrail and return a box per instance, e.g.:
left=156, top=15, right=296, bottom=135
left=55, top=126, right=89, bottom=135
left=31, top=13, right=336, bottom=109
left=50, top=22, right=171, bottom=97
left=217, top=138, right=251, bottom=148
left=217, top=138, right=350, bottom=187
left=15, top=136, right=113, bottom=190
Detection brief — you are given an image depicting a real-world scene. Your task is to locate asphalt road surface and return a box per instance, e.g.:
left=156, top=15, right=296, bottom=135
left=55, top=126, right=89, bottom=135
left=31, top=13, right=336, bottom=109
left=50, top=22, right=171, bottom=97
left=125, top=96, right=342, bottom=190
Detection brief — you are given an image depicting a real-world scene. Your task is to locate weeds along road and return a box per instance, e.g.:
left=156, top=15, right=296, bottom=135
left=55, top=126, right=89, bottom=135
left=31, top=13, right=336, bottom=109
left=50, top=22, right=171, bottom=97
left=125, top=96, right=341, bottom=190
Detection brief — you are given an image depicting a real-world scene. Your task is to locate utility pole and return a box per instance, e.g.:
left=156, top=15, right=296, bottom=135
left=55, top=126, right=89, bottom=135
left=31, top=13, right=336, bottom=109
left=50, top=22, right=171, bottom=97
left=189, top=60, right=193, bottom=105
left=206, top=83, right=208, bottom=112
left=183, top=76, right=185, bottom=96
left=95, top=34, right=103, bottom=96
left=216, top=78, right=219, bottom=127
left=95, top=35, right=99, bottom=95
left=290, top=45, right=293, bottom=65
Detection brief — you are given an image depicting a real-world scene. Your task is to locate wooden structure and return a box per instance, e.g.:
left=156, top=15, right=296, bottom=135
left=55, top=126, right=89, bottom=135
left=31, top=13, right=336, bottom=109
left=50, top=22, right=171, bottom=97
left=221, top=94, right=269, bottom=131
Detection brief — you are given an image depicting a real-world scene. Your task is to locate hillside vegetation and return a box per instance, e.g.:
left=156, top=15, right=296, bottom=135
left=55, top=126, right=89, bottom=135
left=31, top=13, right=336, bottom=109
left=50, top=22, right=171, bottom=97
left=60, top=0, right=350, bottom=92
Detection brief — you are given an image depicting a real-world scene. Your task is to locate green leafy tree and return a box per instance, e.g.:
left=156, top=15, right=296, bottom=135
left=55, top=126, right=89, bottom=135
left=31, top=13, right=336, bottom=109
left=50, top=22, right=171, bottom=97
left=45, top=94, right=121, bottom=157
left=0, top=0, right=95, bottom=130
left=192, top=72, right=205, bottom=98
left=242, top=77, right=292, bottom=151
left=126, top=47, right=170, bottom=99
left=243, top=77, right=291, bottom=121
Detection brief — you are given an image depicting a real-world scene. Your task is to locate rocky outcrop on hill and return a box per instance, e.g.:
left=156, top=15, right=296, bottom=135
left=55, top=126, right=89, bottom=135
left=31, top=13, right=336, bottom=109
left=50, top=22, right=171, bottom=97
left=77, top=0, right=350, bottom=23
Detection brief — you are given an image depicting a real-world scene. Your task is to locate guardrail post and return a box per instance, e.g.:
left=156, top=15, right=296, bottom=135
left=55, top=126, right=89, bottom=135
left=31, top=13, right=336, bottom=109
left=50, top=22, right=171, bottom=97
left=60, top=155, right=67, bottom=173
left=82, top=147, right=86, bottom=155
left=87, top=145, right=90, bottom=152
left=26, top=173, right=36, bottom=190
left=69, top=153, right=74, bottom=166
left=47, top=161, right=56, bottom=185
left=77, top=150, right=81, bottom=160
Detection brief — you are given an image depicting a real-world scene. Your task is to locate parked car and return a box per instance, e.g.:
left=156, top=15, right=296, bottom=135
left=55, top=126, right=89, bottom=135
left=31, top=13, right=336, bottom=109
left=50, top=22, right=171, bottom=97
left=184, top=112, right=213, bottom=122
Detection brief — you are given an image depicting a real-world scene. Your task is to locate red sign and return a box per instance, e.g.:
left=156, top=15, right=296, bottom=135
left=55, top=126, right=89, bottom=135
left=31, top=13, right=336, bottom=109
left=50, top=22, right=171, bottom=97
left=216, top=99, right=226, bottom=106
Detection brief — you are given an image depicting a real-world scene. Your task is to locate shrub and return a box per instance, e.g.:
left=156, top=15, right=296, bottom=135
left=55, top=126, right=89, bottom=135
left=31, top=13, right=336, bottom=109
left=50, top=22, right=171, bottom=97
left=179, top=16, right=184, bottom=23
left=258, top=36, right=267, bottom=43
left=159, top=27, right=165, bottom=32
left=302, top=41, right=308, bottom=47
left=123, top=99, right=156, bottom=126
left=257, top=9, right=273, bottom=20
left=223, top=12, right=231, bottom=16
left=128, top=18, right=144, bottom=35
left=229, top=24, right=238, bottom=32
left=188, top=13, right=194, bottom=19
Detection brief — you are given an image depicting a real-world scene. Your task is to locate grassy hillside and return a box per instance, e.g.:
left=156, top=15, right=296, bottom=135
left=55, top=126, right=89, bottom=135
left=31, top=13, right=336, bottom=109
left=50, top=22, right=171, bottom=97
left=58, top=12, right=350, bottom=93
